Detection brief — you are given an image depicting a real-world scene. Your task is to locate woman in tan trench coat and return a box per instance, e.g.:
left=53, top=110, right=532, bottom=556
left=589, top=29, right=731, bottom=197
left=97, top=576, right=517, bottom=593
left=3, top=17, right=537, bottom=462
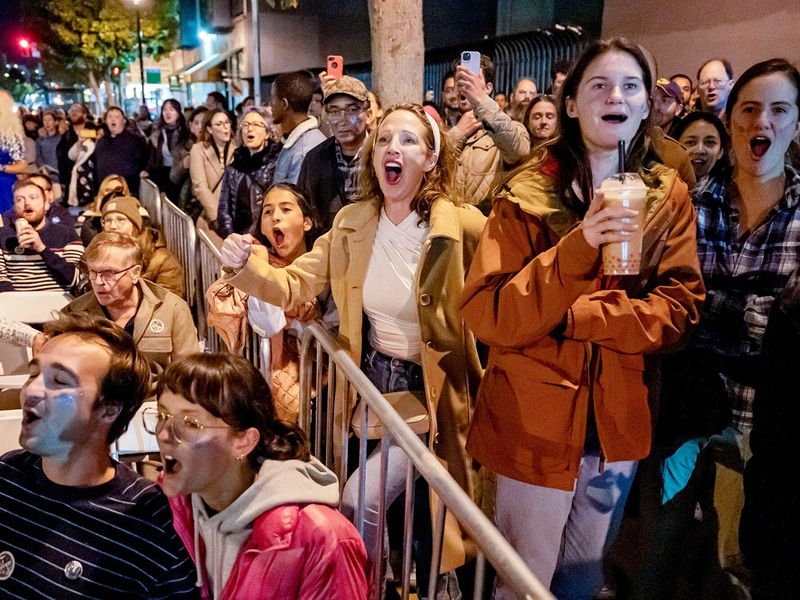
left=219, top=103, right=485, bottom=596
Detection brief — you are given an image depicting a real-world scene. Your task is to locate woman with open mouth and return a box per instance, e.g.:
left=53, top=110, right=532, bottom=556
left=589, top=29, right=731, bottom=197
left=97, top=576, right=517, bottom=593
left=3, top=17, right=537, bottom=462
left=652, top=58, right=800, bottom=600
left=151, top=353, right=368, bottom=599
left=460, top=38, right=705, bottom=599
left=673, top=111, right=730, bottom=195
left=220, top=103, right=485, bottom=598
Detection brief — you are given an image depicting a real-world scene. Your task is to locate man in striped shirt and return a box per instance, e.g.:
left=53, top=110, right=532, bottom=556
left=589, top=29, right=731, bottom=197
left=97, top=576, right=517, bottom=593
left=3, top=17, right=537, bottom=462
left=0, top=313, right=198, bottom=599
left=0, top=179, right=83, bottom=292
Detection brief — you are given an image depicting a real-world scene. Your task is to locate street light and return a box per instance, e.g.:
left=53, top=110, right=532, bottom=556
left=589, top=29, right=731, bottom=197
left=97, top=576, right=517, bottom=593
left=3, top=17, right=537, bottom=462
left=125, top=0, right=148, bottom=108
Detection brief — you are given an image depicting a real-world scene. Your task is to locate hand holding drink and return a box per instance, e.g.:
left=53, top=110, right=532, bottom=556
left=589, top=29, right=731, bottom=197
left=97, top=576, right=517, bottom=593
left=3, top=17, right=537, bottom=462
left=14, top=218, right=29, bottom=254
left=599, top=173, right=647, bottom=275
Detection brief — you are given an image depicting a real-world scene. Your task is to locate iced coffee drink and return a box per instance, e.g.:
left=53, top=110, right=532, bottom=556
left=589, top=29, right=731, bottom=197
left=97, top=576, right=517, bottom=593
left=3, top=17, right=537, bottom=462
left=599, top=173, right=647, bottom=275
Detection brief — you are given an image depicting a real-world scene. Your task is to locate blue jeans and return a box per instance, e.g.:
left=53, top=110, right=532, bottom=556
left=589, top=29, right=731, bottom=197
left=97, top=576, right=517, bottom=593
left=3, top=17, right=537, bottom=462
left=341, top=347, right=424, bottom=583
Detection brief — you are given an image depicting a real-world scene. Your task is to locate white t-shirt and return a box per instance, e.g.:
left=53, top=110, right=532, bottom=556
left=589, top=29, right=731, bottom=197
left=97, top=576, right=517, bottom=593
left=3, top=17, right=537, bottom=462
left=362, top=209, right=429, bottom=363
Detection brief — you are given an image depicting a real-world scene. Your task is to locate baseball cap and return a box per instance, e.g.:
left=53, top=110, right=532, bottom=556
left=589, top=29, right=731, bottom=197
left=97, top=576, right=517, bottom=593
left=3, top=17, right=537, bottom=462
left=323, top=76, right=369, bottom=103
left=656, top=78, right=682, bottom=102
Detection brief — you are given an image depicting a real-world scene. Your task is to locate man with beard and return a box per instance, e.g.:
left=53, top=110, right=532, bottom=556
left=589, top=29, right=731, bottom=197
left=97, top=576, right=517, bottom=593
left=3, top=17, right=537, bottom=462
left=652, top=78, right=683, bottom=135
left=508, top=78, right=538, bottom=122
left=297, top=76, right=370, bottom=232
left=447, top=53, right=530, bottom=208
left=55, top=103, right=90, bottom=192
left=0, top=179, right=82, bottom=292
left=270, top=71, right=326, bottom=185
left=441, top=70, right=460, bottom=127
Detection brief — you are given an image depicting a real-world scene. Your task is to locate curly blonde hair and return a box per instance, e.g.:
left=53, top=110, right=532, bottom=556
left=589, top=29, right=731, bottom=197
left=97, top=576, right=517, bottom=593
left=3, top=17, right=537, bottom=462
left=0, top=90, right=24, bottom=141
left=354, top=103, right=458, bottom=222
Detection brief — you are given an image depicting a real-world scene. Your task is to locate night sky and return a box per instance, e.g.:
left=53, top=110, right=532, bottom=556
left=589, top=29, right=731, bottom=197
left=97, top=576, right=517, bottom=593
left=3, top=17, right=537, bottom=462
left=0, top=0, right=26, bottom=60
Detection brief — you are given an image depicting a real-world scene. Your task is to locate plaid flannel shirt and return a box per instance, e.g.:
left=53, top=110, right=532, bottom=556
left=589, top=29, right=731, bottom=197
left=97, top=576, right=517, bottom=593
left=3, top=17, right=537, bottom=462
left=334, top=139, right=359, bottom=203
left=692, top=165, right=800, bottom=431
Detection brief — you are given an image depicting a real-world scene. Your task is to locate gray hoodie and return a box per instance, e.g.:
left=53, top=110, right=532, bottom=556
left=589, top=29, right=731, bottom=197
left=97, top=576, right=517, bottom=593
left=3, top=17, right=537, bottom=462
left=192, top=456, right=339, bottom=598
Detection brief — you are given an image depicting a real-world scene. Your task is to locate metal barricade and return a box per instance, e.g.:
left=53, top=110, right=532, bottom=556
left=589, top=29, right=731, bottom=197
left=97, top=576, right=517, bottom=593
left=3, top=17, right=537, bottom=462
left=160, top=197, right=197, bottom=307
left=139, top=178, right=162, bottom=228
left=195, top=229, right=224, bottom=353
left=298, top=323, right=552, bottom=600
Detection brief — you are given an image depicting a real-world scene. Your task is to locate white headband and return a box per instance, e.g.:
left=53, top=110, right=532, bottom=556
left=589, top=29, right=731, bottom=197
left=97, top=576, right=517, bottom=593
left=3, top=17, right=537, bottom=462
left=424, top=111, right=441, bottom=160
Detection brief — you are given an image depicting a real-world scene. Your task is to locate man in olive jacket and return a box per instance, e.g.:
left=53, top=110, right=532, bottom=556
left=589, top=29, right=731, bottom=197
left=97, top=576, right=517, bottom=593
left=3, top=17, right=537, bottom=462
left=60, top=232, right=198, bottom=379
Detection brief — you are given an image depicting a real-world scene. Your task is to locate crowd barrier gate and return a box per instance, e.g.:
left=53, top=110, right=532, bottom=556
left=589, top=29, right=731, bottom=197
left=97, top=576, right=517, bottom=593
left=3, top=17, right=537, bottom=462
left=160, top=196, right=197, bottom=312
left=139, top=178, right=162, bottom=228
left=298, top=322, right=553, bottom=600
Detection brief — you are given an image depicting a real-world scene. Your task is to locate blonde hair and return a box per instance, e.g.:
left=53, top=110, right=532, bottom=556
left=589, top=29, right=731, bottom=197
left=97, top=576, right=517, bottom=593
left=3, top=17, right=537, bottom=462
left=92, top=175, right=131, bottom=213
left=84, top=231, right=144, bottom=267
left=354, top=103, right=458, bottom=222
left=0, top=90, right=24, bottom=141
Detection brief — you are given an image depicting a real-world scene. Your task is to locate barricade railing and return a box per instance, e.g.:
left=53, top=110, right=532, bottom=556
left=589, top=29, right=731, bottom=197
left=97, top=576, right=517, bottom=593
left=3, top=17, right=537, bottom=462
left=161, top=196, right=197, bottom=308
left=298, top=322, right=552, bottom=600
left=139, top=178, right=162, bottom=228
left=196, top=228, right=224, bottom=353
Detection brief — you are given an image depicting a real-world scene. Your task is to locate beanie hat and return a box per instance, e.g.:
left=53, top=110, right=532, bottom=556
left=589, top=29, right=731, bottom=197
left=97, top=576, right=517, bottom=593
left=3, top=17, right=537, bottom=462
left=102, top=195, right=144, bottom=231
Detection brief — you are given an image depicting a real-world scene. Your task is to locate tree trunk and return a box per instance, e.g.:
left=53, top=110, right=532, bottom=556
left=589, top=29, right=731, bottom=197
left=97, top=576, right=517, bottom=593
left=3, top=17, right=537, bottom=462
left=88, top=71, right=105, bottom=115
left=368, top=0, right=424, bottom=106
left=103, top=78, right=115, bottom=108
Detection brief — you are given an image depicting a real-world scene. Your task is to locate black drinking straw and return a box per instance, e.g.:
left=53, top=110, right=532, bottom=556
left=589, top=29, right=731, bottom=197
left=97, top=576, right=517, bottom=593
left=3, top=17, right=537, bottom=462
left=617, top=139, right=625, bottom=182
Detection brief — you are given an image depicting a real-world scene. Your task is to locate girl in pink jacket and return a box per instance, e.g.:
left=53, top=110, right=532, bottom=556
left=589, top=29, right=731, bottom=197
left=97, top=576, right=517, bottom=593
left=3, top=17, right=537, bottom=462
left=148, top=352, right=368, bottom=599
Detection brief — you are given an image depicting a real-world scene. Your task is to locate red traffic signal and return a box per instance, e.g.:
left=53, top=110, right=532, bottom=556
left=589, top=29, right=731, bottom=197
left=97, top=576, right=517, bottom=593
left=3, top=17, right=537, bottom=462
left=111, top=66, right=121, bottom=77
left=18, top=38, right=31, bottom=57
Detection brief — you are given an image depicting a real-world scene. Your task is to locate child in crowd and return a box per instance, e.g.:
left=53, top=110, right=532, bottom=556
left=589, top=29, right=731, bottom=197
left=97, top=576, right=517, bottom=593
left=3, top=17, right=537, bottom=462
left=246, top=183, right=335, bottom=424
left=150, top=352, right=368, bottom=599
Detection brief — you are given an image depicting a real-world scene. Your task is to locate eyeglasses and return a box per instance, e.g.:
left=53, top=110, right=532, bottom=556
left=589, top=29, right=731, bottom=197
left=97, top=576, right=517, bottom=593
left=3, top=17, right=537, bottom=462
left=211, top=120, right=230, bottom=128
left=699, top=78, right=728, bottom=89
left=142, top=407, right=231, bottom=444
left=102, top=215, right=132, bottom=227
left=240, top=121, right=266, bottom=131
left=87, top=264, right=136, bottom=283
left=325, top=106, right=364, bottom=122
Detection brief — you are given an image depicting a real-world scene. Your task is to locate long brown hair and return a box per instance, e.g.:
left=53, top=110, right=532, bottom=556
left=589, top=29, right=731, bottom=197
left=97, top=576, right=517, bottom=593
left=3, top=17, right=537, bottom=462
left=552, top=37, right=655, bottom=215
left=354, top=103, right=459, bottom=222
left=157, top=353, right=310, bottom=470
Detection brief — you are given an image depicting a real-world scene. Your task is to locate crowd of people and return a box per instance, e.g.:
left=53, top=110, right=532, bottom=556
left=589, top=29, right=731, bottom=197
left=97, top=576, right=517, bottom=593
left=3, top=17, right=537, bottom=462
left=0, top=34, right=799, bottom=600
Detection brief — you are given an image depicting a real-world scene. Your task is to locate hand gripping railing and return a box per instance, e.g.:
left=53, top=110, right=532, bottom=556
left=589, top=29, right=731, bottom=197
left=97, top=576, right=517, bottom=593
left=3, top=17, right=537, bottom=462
left=298, top=322, right=553, bottom=600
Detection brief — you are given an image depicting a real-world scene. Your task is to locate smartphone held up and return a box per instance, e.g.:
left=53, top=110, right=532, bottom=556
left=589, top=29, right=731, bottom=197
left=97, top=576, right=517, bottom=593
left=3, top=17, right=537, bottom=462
left=460, top=51, right=481, bottom=75
left=327, top=55, right=344, bottom=79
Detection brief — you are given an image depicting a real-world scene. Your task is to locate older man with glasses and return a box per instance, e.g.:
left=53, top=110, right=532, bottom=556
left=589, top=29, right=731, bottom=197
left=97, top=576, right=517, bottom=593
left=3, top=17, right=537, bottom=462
left=297, top=75, right=371, bottom=232
left=697, top=58, right=735, bottom=119
left=60, top=232, right=197, bottom=380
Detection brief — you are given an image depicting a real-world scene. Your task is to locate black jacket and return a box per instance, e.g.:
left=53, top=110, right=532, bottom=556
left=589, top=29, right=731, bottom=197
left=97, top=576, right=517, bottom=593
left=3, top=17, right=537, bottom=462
left=215, top=143, right=281, bottom=238
left=296, top=137, right=350, bottom=233
left=94, top=129, right=149, bottom=197
left=741, top=281, right=800, bottom=599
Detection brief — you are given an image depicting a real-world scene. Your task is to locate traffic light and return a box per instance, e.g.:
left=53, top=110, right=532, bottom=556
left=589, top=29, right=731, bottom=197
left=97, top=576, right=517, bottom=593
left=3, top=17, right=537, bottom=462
left=18, top=38, right=31, bottom=57
left=111, top=65, right=121, bottom=77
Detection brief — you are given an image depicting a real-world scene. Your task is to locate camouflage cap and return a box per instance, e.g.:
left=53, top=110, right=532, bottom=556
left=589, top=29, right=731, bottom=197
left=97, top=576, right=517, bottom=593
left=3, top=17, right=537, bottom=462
left=323, top=76, right=369, bottom=103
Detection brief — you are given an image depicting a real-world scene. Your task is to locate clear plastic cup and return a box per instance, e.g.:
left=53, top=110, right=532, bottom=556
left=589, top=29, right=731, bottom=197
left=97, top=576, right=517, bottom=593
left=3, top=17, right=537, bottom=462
left=599, top=173, right=648, bottom=275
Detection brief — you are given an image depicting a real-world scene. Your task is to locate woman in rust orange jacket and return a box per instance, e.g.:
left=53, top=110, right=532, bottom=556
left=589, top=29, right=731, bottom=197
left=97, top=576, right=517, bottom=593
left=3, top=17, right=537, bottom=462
left=459, top=38, right=705, bottom=600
